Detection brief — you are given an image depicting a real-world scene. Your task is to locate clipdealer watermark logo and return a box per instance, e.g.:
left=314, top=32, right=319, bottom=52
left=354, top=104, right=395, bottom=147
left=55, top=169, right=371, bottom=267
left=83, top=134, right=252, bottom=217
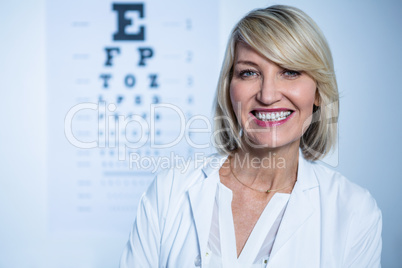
left=64, top=102, right=216, bottom=152
left=64, top=101, right=339, bottom=172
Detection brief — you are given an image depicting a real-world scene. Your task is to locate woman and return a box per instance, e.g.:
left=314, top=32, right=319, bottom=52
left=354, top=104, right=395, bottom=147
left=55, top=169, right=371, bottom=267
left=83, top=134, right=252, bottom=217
left=120, top=5, right=382, bottom=267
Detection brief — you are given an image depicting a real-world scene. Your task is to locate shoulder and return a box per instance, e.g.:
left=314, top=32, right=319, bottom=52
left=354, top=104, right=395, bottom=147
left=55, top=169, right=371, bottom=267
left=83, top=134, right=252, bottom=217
left=142, top=153, right=225, bottom=213
left=150, top=153, right=224, bottom=192
left=306, top=160, right=382, bottom=265
left=306, top=160, right=381, bottom=223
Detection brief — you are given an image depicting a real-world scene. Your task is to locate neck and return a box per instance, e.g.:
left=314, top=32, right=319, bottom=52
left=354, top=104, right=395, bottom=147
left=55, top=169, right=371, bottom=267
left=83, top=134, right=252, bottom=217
left=230, top=140, right=300, bottom=191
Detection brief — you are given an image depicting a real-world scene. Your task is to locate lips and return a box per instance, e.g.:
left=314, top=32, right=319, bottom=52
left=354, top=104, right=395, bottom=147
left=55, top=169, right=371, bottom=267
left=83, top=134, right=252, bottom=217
left=250, top=108, right=294, bottom=127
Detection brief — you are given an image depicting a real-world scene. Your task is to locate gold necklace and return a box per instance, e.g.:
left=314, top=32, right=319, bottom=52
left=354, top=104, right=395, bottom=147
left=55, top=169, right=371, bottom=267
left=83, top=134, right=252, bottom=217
left=229, top=156, right=297, bottom=194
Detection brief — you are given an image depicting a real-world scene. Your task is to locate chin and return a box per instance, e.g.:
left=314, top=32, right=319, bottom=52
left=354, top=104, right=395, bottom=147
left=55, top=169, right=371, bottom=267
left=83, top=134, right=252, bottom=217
left=243, top=133, right=299, bottom=151
left=244, top=138, right=283, bottom=149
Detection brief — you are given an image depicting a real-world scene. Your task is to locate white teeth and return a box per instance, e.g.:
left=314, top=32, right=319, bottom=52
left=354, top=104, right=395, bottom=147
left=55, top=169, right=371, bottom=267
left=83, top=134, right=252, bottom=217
left=255, top=111, right=292, bottom=122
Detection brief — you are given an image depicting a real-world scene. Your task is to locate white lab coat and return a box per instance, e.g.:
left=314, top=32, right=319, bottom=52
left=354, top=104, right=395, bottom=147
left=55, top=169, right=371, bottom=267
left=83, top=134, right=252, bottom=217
left=120, top=153, right=382, bottom=267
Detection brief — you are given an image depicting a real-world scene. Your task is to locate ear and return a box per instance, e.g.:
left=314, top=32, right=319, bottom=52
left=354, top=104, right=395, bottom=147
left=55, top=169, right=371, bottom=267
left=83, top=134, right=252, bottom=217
left=314, top=89, right=320, bottom=106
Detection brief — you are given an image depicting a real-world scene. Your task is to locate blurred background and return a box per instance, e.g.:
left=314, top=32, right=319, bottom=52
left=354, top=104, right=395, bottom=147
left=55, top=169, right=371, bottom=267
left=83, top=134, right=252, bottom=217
left=1, top=0, right=401, bottom=267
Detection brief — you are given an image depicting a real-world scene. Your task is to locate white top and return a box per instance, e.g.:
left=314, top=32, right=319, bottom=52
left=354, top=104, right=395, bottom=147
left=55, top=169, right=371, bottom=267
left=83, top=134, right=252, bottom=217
left=205, top=182, right=290, bottom=268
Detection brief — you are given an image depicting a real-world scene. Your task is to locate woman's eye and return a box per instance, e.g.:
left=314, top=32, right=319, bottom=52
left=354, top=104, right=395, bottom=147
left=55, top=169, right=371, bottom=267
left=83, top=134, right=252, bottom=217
left=283, top=70, right=301, bottom=78
left=239, top=70, right=257, bottom=78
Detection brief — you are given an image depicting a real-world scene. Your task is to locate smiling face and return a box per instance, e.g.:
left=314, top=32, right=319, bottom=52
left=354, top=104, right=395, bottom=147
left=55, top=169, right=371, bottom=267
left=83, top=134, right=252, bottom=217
left=230, top=42, right=319, bottom=150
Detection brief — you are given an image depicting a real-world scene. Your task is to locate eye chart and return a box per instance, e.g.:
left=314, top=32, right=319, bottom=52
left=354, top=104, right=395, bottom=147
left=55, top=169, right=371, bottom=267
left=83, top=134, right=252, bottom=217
left=47, top=0, right=219, bottom=233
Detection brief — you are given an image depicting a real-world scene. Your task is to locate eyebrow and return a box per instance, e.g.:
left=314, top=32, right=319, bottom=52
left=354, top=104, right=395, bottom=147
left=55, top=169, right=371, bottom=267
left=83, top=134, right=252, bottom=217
left=235, top=60, right=259, bottom=68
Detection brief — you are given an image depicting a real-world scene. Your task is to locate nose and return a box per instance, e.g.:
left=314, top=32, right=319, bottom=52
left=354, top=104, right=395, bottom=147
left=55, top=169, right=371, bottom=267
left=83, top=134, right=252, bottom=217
left=256, top=75, right=282, bottom=105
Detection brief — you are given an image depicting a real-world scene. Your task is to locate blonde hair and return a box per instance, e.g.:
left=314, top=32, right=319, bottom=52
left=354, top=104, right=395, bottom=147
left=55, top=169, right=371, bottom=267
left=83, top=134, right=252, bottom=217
left=213, top=5, right=339, bottom=161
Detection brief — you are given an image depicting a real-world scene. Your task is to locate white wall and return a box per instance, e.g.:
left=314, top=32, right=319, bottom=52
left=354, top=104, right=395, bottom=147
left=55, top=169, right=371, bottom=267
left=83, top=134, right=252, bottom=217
left=0, top=0, right=48, bottom=266
left=0, top=0, right=401, bottom=267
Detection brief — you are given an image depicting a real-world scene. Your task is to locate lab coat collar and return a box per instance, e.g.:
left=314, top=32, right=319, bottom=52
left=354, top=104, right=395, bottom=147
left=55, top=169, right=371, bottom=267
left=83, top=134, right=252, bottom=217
left=268, top=151, right=320, bottom=263
left=188, top=154, right=227, bottom=265
left=189, top=151, right=320, bottom=265
left=199, top=153, right=228, bottom=178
